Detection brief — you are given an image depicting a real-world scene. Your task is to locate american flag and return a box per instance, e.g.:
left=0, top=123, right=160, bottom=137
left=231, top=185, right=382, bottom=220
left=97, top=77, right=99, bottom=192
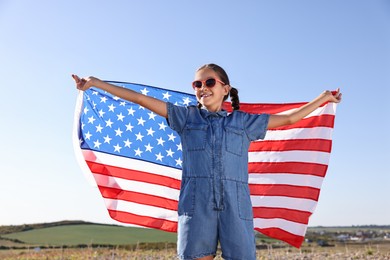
left=73, top=81, right=337, bottom=248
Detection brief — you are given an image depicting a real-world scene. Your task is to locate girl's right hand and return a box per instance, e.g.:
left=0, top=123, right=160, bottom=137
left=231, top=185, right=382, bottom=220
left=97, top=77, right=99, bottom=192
left=72, top=74, right=99, bottom=91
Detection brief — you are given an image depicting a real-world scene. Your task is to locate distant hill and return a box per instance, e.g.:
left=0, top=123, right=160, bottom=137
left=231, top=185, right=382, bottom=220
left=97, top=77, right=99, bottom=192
left=0, top=220, right=177, bottom=248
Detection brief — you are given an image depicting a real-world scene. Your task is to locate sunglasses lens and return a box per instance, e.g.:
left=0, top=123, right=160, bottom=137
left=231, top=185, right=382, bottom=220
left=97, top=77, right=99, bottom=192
left=205, top=78, right=216, bottom=87
left=192, top=81, right=202, bottom=88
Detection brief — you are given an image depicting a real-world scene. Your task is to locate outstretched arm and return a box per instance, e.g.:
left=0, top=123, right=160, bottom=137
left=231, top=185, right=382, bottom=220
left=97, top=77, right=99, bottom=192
left=267, top=89, right=342, bottom=129
left=72, top=75, right=168, bottom=118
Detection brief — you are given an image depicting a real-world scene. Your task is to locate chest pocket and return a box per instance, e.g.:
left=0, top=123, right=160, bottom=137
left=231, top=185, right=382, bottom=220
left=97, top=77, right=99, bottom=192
left=183, top=124, right=208, bottom=151
left=225, top=127, right=244, bottom=156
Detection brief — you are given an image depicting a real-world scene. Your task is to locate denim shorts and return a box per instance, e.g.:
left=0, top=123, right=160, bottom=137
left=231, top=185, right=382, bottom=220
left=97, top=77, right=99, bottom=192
left=177, top=178, right=256, bottom=260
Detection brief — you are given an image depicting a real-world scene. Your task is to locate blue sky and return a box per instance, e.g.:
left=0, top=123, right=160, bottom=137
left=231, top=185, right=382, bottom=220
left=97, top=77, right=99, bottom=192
left=0, top=0, right=389, bottom=227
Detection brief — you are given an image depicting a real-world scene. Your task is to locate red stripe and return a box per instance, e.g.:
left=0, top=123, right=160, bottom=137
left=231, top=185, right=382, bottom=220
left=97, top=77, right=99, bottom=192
left=86, top=161, right=181, bottom=190
left=269, top=114, right=335, bottom=130
left=98, top=186, right=178, bottom=211
left=108, top=209, right=178, bottom=232
left=249, top=162, right=328, bottom=177
left=223, top=102, right=306, bottom=114
left=249, top=184, right=320, bottom=201
left=255, top=227, right=304, bottom=248
left=250, top=139, right=332, bottom=152
left=253, top=207, right=312, bottom=224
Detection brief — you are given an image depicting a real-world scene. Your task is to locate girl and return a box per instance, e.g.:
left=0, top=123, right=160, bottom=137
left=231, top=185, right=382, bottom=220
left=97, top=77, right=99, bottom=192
left=72, top=64, right=341, bottom=260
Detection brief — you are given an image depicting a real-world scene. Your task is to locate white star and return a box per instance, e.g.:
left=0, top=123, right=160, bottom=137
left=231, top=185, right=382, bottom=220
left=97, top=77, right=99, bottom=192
left=92, top=91, right=99, bottom=95
left=139, top=106, right=145, bottom=110
left=103, top=135, right=112, bottom=144
left=120, top=101, right=126, bottom=106
left=123, top=139, right=132, bottom=148
left=176, top=143, right=182, bottom=151
left=113, top=96, right=120, bottom=101
left=145, top=143, right=153, bottom=152
left=155, top=152, right=164, bottom=162
left=100, top=96, right=107, bottom=103
left=175, top=157, right=183, bottom=167
left=168, top=133, right=176, bottom=142
left=115, top=127, right=123, bottom=137
left=148, top=111, right=157, bottom=120
left=127, top=107, right=135, bottom=116
left=92, top=101, right=97, bottom=109
left=88, top=116, right=96, bottom=124
left=158, top=121, right=167, bottom=131
left=146, top=127, right=155, bottom=136
left=81, top=122, right=85, bottom=130
left=98, top=109, right=105, bottom=117
left=93, top=140, right=101, bottom=149
left=182, top=97, right=191, bottom=105
left=137, top=117, right=146, bottom=126
left=134, top=148, right=143, bottom=157
left=108, top=104, right=116, bottom=112
left=83, top=107, right=89, bottom=114
left=114, top=144, right=122, bottom=153
left=156, top=137, right=165, bottom=146
left=85, top=131, right=92, bottom=140
left=163, top=91, right=171, bottom=100
left=105, top=119, right=113, bottom=128
left=166, top=149, right=174, bottom=157
left=125, top=122, right=134, bottom=132
left=135, top=132, right=144, bottom=141
left=140, top=88, right=149, bottom=95
left=95, top=124, right=103, bottom=133
left=117, top=112, right=125, bottom=121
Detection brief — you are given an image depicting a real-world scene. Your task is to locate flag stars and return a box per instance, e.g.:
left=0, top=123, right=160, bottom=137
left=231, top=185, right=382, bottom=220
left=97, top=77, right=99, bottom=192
left=113, top=144, right=122, bottom=153
left=120, top=101, right=126, bottom=106
left=115, top=127, right=123, bottom=137
left=127, top=107, right=135, bottom=116
left=95, top=124, right=103, bottom=133
left=167, top=133, right=176, bottom=142
left=148, top=111, right=157, bottom=120
left=125, top=122, right=134, bottom=132
left=117, top=112, right=125, bottom=121
left=98, top=109, right=106, bottom=118
left=135, top=132, right=144, bottom=141
left=134, top=148, right=143, bottom=157
left=182, top=97, right=191, bottom=105
left=108, top=104, right=116, bottom=112
left=166, top=149, right=174, bottom=157
left=176, top=143, right=182, bottom=151
left=103, top=135, right=112, bottom=144
left=140, top=88, right=149, bottom=95
left=155, top=152, right=164, bottom=162
left=145, top=143, right=154, bottom=152
left=100, top=96, right=108, bottom=103
left=156, top=137, right=165, bottom=146
left=105, top=119, right=114, bottom=128
left=93, top=140, right=102, bottom=149
left=175, top=157, right=183, bottom=167
left=146, top=127, right=155, bottom=136
left=83, top=107, right=89, bottom=114
left=123, top=139, right=132, bottom=148
left=88, top=116, right=96, bottom=124
left=158, top=122, right=167, bottom=131
left=137, top=117, right=146, bottom=126
left=162, top=91, right=171, bottom=100
left=85, top=131, right=92, bottom=140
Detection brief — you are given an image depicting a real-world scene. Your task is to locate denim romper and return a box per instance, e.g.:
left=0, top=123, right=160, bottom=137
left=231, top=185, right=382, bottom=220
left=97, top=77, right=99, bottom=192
left=167, top=102, right=269, bottom=260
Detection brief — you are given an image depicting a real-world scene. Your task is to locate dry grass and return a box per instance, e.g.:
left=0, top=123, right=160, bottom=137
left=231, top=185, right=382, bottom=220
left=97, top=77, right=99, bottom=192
left=1, top=242, right=390, bottom=259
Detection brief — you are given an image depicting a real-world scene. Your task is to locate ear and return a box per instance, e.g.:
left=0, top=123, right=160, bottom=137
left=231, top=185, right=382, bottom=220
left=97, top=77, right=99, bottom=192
left=223, top=84, right=231, bottom=95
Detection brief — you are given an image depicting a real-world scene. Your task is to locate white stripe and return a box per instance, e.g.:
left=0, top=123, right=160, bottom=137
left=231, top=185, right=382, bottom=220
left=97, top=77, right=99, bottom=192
left=83, top=150, right=182, bottom=180
left=251, top=196, right=318, bottom=213
left=248, top=174, right=324, bottom=189
left=104, top=198, right=178, bottom=222
left=275, top=102, right=336, bottom=118
left=264, top=127, right=334, bottom=141
left=249, top=150, right=330, bottom=164
left=93, top=173, right=180, bottom=201
left=253, top=218, right=307, bottom=237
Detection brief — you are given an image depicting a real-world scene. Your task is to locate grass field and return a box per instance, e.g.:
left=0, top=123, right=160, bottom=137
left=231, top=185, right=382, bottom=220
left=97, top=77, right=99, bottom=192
left=1, top=221, right=390, bottom=259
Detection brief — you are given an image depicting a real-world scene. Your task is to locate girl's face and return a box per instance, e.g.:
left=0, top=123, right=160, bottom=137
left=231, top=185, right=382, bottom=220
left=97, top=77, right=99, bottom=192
left=193, top=68, right=230, bottom=112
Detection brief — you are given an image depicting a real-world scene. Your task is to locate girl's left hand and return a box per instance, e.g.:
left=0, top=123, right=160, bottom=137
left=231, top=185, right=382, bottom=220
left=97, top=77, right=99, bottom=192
left=326, top=88, right=342, bottom=103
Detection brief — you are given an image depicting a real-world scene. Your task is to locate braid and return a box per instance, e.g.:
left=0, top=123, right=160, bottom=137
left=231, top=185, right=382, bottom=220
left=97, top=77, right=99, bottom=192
left=230, top=87, right=240, bottom=110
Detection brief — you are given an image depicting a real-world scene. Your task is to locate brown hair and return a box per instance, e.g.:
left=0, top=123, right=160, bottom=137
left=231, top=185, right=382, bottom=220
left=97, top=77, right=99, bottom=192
left=196, top=63, right=240, bottom=110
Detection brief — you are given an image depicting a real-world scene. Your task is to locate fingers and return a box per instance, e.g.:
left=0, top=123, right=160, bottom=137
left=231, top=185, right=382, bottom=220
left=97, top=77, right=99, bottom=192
left=72, top=74, right=81, bottom=83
